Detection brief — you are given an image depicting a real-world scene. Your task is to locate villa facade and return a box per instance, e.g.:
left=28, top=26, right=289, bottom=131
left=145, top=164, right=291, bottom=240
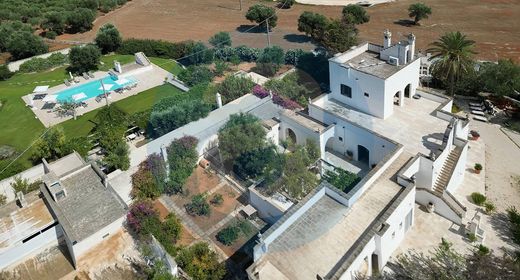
left=247, top=31, right=470, bottom=279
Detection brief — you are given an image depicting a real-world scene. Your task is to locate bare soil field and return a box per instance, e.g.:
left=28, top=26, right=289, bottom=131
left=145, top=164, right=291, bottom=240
left=57, top=0, right=519, bottom=62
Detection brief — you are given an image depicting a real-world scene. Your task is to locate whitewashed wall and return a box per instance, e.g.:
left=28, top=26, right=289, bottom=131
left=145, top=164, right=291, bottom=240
left=72, top=215, right=125, bottom=259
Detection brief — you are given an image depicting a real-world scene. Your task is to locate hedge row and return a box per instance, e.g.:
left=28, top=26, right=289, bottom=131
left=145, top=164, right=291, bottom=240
left=19, top=53, right=68, bottom=73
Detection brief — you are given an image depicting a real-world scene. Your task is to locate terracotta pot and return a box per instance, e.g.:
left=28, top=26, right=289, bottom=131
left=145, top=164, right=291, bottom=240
left=475, top=169, right=481, bottom=174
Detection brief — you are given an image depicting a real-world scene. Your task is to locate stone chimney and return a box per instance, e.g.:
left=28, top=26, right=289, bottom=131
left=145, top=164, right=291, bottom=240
left=383, top=29, right=392, bottom=48
left=407, top=33, right=416, bottom=61
left=216, top=92, right=223, bottom=108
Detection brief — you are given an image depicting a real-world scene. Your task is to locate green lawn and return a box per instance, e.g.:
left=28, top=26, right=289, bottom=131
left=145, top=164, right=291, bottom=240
left=59, top=84, right=184, bottom=137
left=99, top=54, right=135, bottom=71
left=0, top=55, right=183, bottom=179
left=149, top=57, right=183, bottom=75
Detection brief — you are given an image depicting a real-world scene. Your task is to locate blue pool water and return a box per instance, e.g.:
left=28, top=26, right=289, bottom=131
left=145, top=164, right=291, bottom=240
left=56, top=75, right=136, bottom=103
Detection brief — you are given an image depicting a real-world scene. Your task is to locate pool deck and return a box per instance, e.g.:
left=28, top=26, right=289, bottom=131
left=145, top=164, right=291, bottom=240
left=22, top=64, right=170, bottom=127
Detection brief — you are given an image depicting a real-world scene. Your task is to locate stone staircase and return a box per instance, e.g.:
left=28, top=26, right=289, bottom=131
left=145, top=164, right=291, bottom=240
left=432, top=147, right=462, bottom=196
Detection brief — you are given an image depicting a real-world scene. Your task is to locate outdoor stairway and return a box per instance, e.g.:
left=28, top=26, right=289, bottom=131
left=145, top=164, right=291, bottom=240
left=432, top=147, right=462, bottom=196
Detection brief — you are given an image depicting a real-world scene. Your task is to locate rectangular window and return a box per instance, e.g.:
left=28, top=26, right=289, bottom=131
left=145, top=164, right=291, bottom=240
left=338, top=137, right=343, bottom=142
left=364, top=92, right=369, bottom=97
left=340, top=84, right=352, bottom=98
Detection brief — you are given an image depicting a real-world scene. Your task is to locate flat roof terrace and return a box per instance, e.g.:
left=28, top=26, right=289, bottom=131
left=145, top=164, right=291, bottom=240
left=0, top=192, right=54, bottom=252
left=252, top=153, right=411, bottom=280
left=341, top=51, right=406, bottom=79
left=312, top=91, right=449, bottom=156
left=43, top=166, right=127, bottom=242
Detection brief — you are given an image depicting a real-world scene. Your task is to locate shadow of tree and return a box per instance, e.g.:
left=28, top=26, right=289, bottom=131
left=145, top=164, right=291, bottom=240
left=422, top=132, right=444, bottom=153
left=283, top=34, right=311, bottom=43
left=394, top=19, right=415, bottom=27
left=488, top=212, right=515, bottom=244
left=236, top=25, right=265, bottom=34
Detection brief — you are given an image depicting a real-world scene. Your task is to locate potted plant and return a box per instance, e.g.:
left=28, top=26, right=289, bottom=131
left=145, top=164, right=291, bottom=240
left=470, top=130, right=480, bottom=140
left=427, top=202, right=435, bottom=213
left=474, top=163, right=483, bottom=174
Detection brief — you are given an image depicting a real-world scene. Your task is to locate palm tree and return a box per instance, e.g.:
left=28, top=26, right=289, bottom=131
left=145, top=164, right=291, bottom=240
left=427, top=31, right=477, bottom=96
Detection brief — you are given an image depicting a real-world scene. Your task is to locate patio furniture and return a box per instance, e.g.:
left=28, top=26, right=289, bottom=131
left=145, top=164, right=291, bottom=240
left=41, top=102, right=56, bottom=110
left=471, top=110, right=485, bottom=116
left=64, top=79, right=71, bottom=86
left=473, top=115, right=488, bottom=122
left=81, top=102, right=88, bottom=108
left=95, top=95, right=102, bottom=103
left=88, top=71, right=95, bottom=78
left=413, top=94, right=422, bottom=99
left=126, top=133, right=137, bottom=141
left=469, top=102, right=483, bottom=107
left=33, top=94, right=47, bottom=100
left=82, top=72, right=90, bottom=80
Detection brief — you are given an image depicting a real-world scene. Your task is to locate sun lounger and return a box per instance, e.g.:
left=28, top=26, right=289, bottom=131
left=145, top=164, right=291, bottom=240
left=473, top=115, right=488, bottom=122
left=82, top=72, right=90, bottom=80
left=471, top=110, right=485, bottom=116
left=64, top=79, right=71, bottom=86
left=469, top=102, right=483, bottom=107
left=470, top=105, right=485, bottom=111
left=95, top=96, right=102, bottom=103
left=88, top=71, right=95, bottom=78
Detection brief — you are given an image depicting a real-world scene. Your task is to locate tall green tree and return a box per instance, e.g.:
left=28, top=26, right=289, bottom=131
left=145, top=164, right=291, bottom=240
left=322, top=20, right=358, bottom=53
left=32, top=126, right=68, bottom=162
left=166, top=136, right=199, bottom=194
left=275, top=145, right=318, bottom=199
left=480, top=59, right=520, bottom=97
left=427, top=31, right=476, bottom=96
left=66, top=8, right=96, bottom=33
left=216, top=75, right=255, bottom=102
left=342, top=4, right=370, bottom=25
left=245, top=4, right=277, bottom=29
left=42, top=12, right=66, bottom=35
left=298, top=12, right=329, bottom=41
left=408, top=3, right=432, bottom=25
left=218, top=113, right=266, bottom=165
left=95, top=23, right=122, bottom=54
left=6, top=31, right=47, bottom=60
left=68, top=44, right=101, bottom=74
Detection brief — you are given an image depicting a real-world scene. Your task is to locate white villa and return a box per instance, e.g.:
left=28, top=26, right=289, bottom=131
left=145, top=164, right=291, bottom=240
left=247, top=31, right=471, bottom=279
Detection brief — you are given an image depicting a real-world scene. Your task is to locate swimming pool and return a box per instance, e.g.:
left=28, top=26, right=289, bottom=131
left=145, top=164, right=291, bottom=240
left=55, top=75, right=137, bottom=103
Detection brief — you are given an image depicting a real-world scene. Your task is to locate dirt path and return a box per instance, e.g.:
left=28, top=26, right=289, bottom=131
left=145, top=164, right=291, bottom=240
left=473, top=121, right=520, bottom=211
left=57, top=0, right=519, bottom=62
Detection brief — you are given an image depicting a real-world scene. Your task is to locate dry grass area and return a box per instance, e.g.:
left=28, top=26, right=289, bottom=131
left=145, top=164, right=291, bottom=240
left=55, top=0, right=519, bottom=62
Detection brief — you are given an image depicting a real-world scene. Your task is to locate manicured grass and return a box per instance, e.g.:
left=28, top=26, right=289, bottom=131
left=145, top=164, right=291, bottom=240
left=0, top=67, right=68, bottom=175
left=0, top=55, right=183, bottom=178
left=59, top=84, right=184, bottom=138
left=149, top=57, right=183, bottom=75
left=99, top=54, right=135, bottom=71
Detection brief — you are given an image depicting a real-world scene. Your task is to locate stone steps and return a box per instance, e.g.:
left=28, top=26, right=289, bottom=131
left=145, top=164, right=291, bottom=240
left=432, top=147, right=462, bottom=195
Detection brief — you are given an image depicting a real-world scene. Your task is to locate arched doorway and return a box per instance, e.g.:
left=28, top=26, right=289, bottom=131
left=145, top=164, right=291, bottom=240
left=404, top=84, right=411, bottom=98
left=393, top=91, right=401, bottom=105
left=286, top=128, right=297, bottom=145
left=358, top=145, right=369, bottom=165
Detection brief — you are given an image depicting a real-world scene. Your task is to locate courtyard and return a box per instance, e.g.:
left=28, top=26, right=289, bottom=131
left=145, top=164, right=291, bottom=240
left=159, top=166, right=264, bottom=262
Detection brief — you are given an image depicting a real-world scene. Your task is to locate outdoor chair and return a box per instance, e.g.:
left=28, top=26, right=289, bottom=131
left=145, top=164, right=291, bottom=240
left=82, top=72, right=90, bottom=80
left=88, top=71, right=95, bottom=78
left=64, top=79, right=71, bottom=86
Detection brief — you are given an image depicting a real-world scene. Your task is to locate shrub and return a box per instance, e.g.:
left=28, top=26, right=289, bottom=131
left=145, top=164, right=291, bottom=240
left=150, top=99, right=211, bottom=137
left=45, top=30, right=57, bottom=39
left=233, top=146, right=277, bottom=180
left=477, top=244, right=490, bottom=256
left=186, top=193, right=211, bottom=216
left=252, top=84, right=270, bottom=98
left=213, top=60, right=229, bottom=77
left=178, top=65, right=214, bottom=87
left=217, top=75, right=255, bottom=103
left=127, top=200, right=160, bottom=235
left=209, top=31, right=231, bottom=48
left=471, top=192, right=486, bottom=206
left=265, top=72, right=312, bottom=106
left=507, top=206, right=520, bottom=245
left=468, top=233, right=477, bottom=242
left=0, top=64, right=14, bottom=81
left=210, top=193, right=224, bottom=206
left=245, top=4, right=278, bottom=29
left=323, top=167, right=360, bottom=193
left=217, top=226, right=239, bottom=245
left=256, top=46, right=284, bottom=77
left=284, top=49, right=305, bottom=65
left=279, top=0, right=296, bottom=9
left=185, top=41, right=214, bottom=65
left=131, top=156, right=163, bottom=200
left=19, top=53, right=68, bottom=73
left=10, top=176, right=42, bottom=195
left=218, top=113, right=266, bottom=164
left=6, top=31, right=48, bottom=60
left=342, top=4, right=370, bottom=24
left=484, top=202, right=496, bottom=214
left=118, top=38, right=194, bottom=59
left=474, top=163, right=483, bottom=171
left=235, top=45, right=261, bottom=62
left=0, top=194, right=7, bottom=206
left=176, top=242, right=226, bottom=280
left=166, top=136, right=199, bottom=194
